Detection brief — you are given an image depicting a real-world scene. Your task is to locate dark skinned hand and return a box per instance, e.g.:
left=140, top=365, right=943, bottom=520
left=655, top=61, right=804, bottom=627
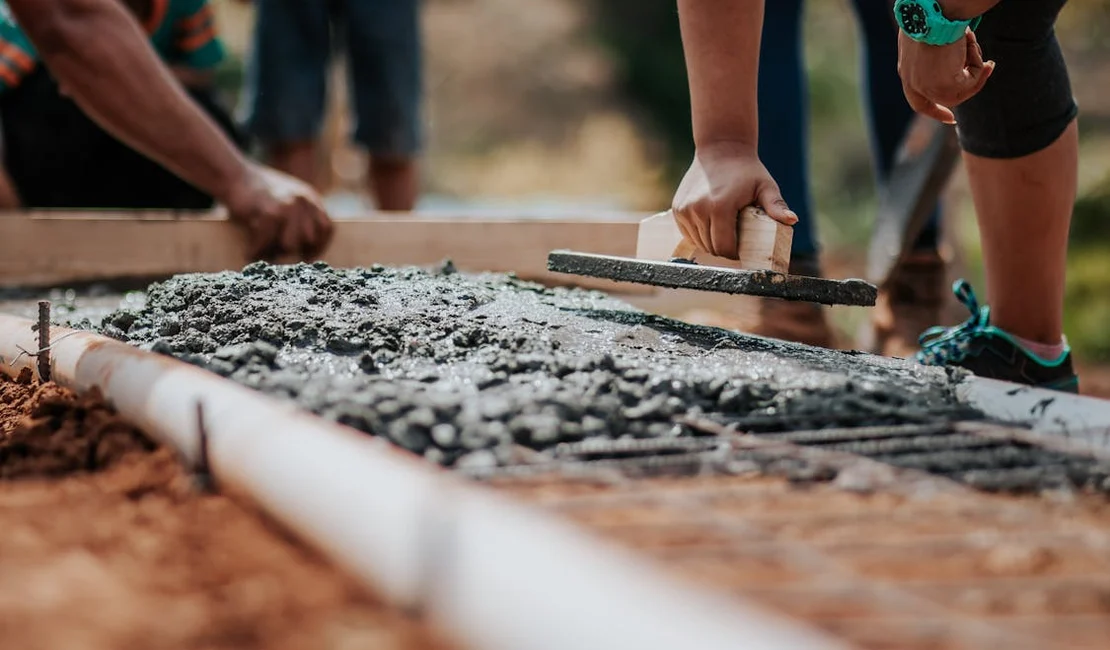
left=224, top=164, right=335, bottom=262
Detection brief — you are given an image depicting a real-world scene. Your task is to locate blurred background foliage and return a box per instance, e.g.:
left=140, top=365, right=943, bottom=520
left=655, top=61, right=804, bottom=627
left=212, top=0, right=1110, bottom=361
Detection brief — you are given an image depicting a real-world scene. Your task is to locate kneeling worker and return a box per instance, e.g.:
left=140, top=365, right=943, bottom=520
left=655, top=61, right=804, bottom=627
left=1, top=0, right=332, bottom=261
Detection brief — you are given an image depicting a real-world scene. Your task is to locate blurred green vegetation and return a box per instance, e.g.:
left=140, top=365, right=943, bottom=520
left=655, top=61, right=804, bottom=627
left=1068, top=177, right=1110, bottom=361
left=591, top=0, right=1110, bottom=361
left=587, top=0, right=693, bottom=182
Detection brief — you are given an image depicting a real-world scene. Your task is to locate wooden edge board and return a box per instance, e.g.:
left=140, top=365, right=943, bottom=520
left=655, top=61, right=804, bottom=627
left=3, top=208, right=651, bottom=222
left=0, top=213, right=653, bottom=294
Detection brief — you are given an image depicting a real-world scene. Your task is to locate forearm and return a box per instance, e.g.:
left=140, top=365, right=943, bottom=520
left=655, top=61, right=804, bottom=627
left=938, top=0, right=1001, bottom=21
left=171, top=66, right=216, bottom=90
left=677, top=0, right=764, bottom=151
left=6, top=0, right=250, bottom=204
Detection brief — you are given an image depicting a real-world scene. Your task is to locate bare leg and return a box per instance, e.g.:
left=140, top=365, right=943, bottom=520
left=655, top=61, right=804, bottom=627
left=963, top=119, right=1077, bottom=344
left=0, top=164, right=21, bottom=209
left=266, top=140, right=320, bottom=189
left=368, top=156, right=418, bottom=211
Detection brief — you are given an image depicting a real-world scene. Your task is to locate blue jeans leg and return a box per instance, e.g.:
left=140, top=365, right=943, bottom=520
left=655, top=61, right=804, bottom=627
left=240, top=0, right=332, bottom=144
left=852, top=0, right=941, bottom=251
left=338, top=0, right=423, bottom=158
left=758, top=0, right=817, bottom=259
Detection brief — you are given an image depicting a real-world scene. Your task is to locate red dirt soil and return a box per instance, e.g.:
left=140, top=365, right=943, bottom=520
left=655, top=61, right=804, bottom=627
left=0, top=373, right=454, bottom=650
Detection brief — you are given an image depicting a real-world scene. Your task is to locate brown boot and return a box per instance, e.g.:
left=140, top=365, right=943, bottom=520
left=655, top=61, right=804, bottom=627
left=746, top=298, right=837, bottom=348
left=743, top=256, right=835, bottom=348
left=678, top=257, right=836, bottom=348
left=862, top=251, right=946, bottom=358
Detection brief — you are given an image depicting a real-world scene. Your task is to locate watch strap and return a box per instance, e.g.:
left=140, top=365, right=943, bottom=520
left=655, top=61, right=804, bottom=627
left=923, top=19, right=971, bottom=46
left=895, top=0, right=981, bottom=46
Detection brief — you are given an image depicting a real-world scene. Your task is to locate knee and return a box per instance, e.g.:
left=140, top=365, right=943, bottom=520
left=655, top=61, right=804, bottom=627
left=953, top=1, right=1074, bottom=159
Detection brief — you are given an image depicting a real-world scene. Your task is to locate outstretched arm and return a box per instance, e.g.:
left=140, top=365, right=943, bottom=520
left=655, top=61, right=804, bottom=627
left=678, top=0, right=763, bottom=150
left=5, top=0, right=333, bottom=260
left=672, top=0, right=796, bottom=259
left=8, top=0, right=247, bottom=204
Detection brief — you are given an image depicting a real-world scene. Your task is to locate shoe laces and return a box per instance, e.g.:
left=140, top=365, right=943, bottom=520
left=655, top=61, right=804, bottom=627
left=915, top=279, right=990, bottom=366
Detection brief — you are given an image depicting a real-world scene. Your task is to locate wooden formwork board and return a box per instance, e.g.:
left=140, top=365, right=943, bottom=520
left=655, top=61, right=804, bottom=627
left=0, top=211, right=651, bottom=293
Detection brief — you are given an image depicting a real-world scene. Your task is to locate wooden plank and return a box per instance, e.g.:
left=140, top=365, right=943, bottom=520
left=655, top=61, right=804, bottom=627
left=0, top=210, right=651, bottom=293
left=635, top=206, right=792, bottom=273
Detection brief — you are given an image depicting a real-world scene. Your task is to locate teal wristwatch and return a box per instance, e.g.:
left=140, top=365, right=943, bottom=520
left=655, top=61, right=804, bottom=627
left=893, top=0, right=982, bottom=46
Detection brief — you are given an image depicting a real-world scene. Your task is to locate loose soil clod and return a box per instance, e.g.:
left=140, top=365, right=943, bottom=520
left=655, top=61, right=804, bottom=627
left=0, top=368, right=153, bottom=479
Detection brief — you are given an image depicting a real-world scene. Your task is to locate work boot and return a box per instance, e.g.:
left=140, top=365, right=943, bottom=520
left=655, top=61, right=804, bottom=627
left=863, top=250, right=946, bottom=358
left=744, top=257, right=836, bottom=349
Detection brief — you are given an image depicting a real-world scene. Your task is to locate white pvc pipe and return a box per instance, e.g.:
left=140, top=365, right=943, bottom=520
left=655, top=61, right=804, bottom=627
left=0, top=314, right=843, bottom=650
left=959, top=376, right=1110, bottom=456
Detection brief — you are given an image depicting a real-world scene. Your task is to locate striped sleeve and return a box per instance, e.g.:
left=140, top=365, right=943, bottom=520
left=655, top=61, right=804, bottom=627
left=172, top=0, right=225, bottom=70
left=0, top=4, right=37, bottom=91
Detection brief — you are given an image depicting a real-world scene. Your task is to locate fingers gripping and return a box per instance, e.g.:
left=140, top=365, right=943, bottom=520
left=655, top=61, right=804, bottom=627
left=708, top=202, right=737, bottom=259
left=757, top=182, right=796, bottom=226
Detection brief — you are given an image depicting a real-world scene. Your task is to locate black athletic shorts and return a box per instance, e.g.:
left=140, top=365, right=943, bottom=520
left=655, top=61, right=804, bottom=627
left=0, top=66, right=249, bottom=210
left=953, top=0, right=1077, bottom=159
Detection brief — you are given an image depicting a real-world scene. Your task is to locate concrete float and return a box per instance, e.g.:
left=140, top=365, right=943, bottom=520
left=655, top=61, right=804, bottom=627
left=0, top=313, right=843, bottom=650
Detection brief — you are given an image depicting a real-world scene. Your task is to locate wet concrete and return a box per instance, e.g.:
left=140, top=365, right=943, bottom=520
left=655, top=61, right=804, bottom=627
left=547, top=251, right=878, bottom=306
left=82, top=262, right=973, bottom=468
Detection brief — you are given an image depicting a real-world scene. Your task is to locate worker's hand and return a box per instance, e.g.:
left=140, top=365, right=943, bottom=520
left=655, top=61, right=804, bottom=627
left=671, top=142, right=797, bottom=259
left=224, top=164, right=335, bottom=262
left=898, top=28, right=994, bottom=124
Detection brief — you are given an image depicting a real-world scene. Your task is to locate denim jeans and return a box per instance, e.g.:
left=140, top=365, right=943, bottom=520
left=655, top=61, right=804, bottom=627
left=757, top=0, right=941, bottom=258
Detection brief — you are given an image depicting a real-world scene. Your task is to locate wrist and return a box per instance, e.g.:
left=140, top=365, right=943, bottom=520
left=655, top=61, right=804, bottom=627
left=219, top=161, right=263, bottom=218
left=693, top=138, right=758, bottom=159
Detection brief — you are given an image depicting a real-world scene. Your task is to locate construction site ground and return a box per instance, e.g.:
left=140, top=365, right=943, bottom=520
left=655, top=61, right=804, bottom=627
left=490, top=470, right=1110, bottom=650
left=3, top=264, right=1110, bottom=649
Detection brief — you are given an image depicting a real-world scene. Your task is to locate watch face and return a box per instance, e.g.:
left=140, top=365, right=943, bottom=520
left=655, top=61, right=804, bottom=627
left=899, top=2, right=930, bottom=36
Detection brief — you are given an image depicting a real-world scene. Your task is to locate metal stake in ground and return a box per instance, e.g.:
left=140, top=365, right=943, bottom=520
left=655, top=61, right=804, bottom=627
left=36, top=301, right=50, bottom=382
left=193, top=401, right=216, bottom=493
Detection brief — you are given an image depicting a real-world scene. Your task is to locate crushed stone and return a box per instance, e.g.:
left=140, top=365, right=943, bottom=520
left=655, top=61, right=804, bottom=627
left=89, top=262, right=980, bottom=468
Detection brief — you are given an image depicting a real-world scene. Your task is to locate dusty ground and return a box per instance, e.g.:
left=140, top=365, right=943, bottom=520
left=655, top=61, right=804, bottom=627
left=0, top=372, right=453, bottom=650
left=494, top=471, right=1110, bottom=649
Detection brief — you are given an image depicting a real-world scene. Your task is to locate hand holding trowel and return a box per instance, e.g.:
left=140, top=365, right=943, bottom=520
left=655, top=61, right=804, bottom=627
left=548, top=205, right=877, bottom=307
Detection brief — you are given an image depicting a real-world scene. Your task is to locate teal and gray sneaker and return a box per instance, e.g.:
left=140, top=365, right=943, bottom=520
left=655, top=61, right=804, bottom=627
left=915, top=280, right=1079, bottom=393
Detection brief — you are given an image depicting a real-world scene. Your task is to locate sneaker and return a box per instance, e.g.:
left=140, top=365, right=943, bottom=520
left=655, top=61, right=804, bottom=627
left=915, top=279, right=1079, bottom=393
left=864, top=250, right=946, bottom=358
